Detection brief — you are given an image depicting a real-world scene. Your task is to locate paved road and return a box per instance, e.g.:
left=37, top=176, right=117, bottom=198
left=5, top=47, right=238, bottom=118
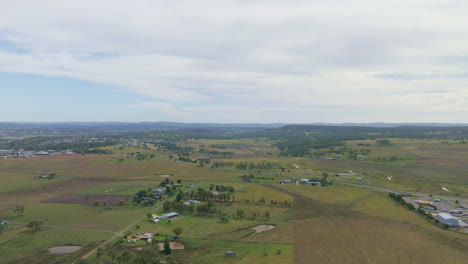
left=81, top=182, right=201, bottom=259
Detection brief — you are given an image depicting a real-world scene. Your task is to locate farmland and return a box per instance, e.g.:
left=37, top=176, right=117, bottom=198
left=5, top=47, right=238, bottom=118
left=1, top=125, right=468, bottom=264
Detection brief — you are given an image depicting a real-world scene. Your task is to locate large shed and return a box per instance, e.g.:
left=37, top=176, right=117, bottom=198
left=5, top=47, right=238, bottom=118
left=437, top=213, right=459, bottom=227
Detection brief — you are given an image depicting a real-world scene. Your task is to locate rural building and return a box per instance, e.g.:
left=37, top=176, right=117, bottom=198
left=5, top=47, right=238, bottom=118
left=307, top=181, right=322, bottom=186
left=160, top=212, right=179, bottom=220
left=225, top=250, right=235, bottom=257
left=153, top=188, right=165, bottom=195
left=335, top=172, right=361, bottom=177
left=437, top=213, right=459, bottom=227
left=197, top=157, right=211, bottom=162
left=278, top=180, right=292, bottom=184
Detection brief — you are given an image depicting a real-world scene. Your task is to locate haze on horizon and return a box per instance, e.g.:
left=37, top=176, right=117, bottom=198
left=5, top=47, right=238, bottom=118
left=1, top=0, right=468, bottom=123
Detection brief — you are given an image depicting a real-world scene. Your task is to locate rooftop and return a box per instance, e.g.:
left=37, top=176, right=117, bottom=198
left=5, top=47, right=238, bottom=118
left=438, top=213, right=458, bottom=220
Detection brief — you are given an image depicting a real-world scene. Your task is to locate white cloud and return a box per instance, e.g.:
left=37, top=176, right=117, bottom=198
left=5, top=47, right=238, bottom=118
left=1, top=0, right=468, bottom=122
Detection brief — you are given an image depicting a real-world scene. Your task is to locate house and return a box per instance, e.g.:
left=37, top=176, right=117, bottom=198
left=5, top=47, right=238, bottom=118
left=300, top=178, right=310, bottom=183
left=140, top=233, right=153, bottom=240
left=0, top=220, right=7, bottom=225
left=153, top=188, right=166, bottom=195
left=188, top=200, right=200, bottom=204
left=437, top=213, right=459, bottom=227
left=225, top=251, right=235, bottom=257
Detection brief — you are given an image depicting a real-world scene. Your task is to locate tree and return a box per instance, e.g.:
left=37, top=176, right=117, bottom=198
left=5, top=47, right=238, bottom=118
left=27, top=220, right=42, bottom=231
left=263, top=211, right=270, bottom=220
left=147, top=213, right=153, bottom=220
left=173, top=227, right=183, bottom=237
left=0, top=224, right=5, bottom=235
left=163, top=238, right=172, bottom=255
left=14, top=205, right=25, bottom=216
left=376, top=139, right=392, bottom=147
left=163, top=201, right=171, bottom=212
left=322, top=172, right=328, bottom=179
left=176, top=192, right=183, bottom=202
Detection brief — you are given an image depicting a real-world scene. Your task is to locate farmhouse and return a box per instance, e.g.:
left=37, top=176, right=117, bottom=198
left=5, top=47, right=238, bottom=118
left=437, top=213, right=459, bottom=227
left=153, top=188, right=165, bottom=195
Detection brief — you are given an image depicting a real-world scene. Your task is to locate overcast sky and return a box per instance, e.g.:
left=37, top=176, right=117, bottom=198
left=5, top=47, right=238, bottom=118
left=1, top=0, right=468, bottom=123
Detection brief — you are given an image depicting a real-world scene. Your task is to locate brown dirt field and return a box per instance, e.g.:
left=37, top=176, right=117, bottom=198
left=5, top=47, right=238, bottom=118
left=157, top=242, right=184, bottom=250
left=43, top=193, right=132, bottom=206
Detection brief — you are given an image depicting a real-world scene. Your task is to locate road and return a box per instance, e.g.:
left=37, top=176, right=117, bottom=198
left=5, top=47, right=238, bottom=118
left=81, top=182, right=201, bottom=259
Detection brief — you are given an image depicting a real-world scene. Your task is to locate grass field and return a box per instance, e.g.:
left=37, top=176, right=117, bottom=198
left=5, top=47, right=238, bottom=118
left=1, top=203, right=151, bottom=231
left=0, top=227, right=110, bottom=264
left=267, top=185, right=468, bottom=264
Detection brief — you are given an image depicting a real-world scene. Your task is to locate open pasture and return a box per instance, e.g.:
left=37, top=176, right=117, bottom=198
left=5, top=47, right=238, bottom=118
left=0, top=171, right=69, bottom=193
left=170, top=238, right=293, bottom=264
left=2, top=203, right=150, bottom=231
left=0, top=227, right=110, bottom=264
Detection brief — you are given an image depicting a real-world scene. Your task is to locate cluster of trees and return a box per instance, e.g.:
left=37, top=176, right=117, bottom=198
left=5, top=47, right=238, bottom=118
left=163, top=200, right=218, bottom=216
left=198, top=149, right=234, bottom=155
left=376, top=139, right=392, bottom=147
left=236, top=198, right=293, bottom=208
left=234, top=160, right=282, bottom=171
left=277, top=138, right=345, bottom=157
left=182, top=187, right=234, bottom=203
left=388, top=193, right=416, bottom=210
left=0, top=136, right=119, bottom=153
left=239, top=174, right=274, bottom=183
left=374, top=156, right=401, bottom=162
left=232, top=209, right=270, bottom=221
left=211, top=161, right=235, bottom=168
left=133, top=188, right=164, bottom=207
left=327, top=147, right=371, bottom=160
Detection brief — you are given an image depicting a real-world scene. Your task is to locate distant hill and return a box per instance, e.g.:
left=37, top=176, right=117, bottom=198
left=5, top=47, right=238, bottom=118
left=236, top=124, right=468, bottom=140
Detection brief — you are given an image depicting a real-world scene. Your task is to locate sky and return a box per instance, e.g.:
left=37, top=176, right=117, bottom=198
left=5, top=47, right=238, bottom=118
left=1, top=0, right=468, bottom=123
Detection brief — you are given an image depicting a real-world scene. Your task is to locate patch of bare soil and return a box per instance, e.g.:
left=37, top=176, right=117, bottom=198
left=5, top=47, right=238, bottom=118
left=252, top=225, right=276, bottom=233
left=157, top=242, right=185, bottom=250
left=48, top=246, right=82, bottom=254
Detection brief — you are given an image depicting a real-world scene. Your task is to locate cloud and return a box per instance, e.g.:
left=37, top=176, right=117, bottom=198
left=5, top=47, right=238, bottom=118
left=1, top=0, right=468, bottom=122
left=129, top=102, right=173, bottom=110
